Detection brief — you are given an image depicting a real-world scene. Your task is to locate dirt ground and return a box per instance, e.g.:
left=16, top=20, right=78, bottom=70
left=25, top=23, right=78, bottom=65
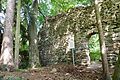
left=0, top=63, right=113, bottom=80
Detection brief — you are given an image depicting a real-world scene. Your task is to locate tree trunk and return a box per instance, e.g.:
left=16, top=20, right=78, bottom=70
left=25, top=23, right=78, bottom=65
left=94, top=0, right=111, bottom=80
left=28, top=0, right=40, bottom=68
left=0, top=0, right=2, bottom=12
left=14, top=0, right=21, bottom=69
left=0, top=0, right=15, bottom=71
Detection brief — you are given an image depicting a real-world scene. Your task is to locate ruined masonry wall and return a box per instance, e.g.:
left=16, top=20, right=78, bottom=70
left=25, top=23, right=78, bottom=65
left=38, top=0, right=120, bottom=65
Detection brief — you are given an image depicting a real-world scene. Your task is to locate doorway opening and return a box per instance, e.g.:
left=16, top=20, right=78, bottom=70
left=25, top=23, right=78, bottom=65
left=89, top=34, right=101, bottom=61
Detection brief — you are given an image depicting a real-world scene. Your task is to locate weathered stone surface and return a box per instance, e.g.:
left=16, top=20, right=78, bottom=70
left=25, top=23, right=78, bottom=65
left=38, top=0, right=120, bottom=66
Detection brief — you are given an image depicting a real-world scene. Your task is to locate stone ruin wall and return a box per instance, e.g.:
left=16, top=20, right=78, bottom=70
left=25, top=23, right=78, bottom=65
left=38, top=0, right=120, bottom=66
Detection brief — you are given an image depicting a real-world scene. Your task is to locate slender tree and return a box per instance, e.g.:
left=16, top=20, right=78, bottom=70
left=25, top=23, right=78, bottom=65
left=0, top=0, right=15, bottom=71
left=28, top=0, right=40, bottom=68
left=94, top=0, right=111, bottom=80
left=0, top=0, right=2, bottom=12
left=14, top=0, right=21, bottom=69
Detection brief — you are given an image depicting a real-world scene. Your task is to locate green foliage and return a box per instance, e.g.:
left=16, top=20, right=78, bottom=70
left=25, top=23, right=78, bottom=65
left=90, top=50, right=100, bottom=61
left=1, top=0, right=7, bottom=12
left=38, top=14, right=45, bottom=24
left=38, top=0, right=91, bottom=16
left=20, top=43, right=29, bottom=51
left=50, top=0, right=91, bottom=15
left=89, top=34, right=101, bottom=61
left=19, top=24, right=29, bottom=52
left=39, top=4, right=49, bottom=16
left=50, top=0, right=76, bottom=15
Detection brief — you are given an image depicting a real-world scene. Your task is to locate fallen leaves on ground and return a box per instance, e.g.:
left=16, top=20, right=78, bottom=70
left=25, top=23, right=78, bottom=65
left=0, top=63, right=113, bottom=80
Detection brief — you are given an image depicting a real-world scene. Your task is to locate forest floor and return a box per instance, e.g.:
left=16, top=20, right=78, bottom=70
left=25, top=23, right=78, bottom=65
left=0, top=62, right=114, bottom=80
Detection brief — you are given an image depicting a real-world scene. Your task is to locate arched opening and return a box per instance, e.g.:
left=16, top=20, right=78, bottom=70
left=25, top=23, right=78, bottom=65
left=88, top=34, right=101, bottom=61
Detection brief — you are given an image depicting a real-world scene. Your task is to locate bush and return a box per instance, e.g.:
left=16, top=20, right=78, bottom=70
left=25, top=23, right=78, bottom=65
left=90, top=50, right=101, bottom=61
